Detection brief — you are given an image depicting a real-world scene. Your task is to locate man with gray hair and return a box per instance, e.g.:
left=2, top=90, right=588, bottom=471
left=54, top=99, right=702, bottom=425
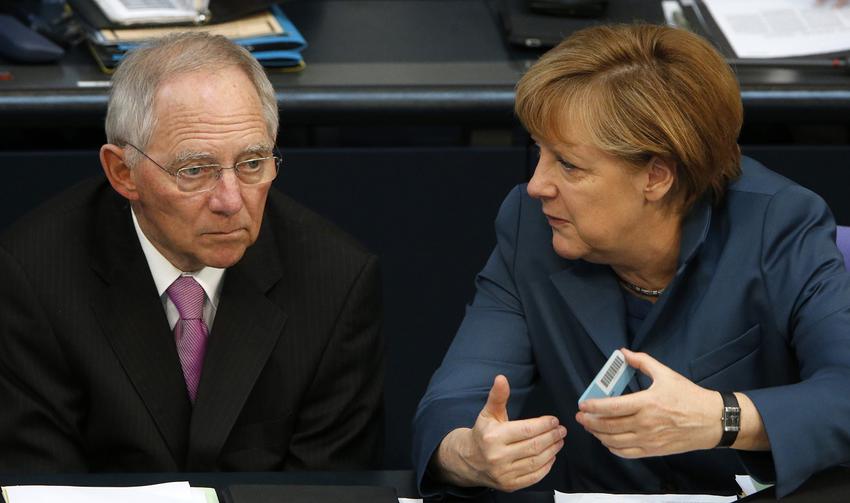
left=0, top=33, right=384, bottom=472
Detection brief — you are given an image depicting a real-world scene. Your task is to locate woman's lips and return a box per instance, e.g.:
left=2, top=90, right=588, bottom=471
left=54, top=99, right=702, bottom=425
left=544, top=213, right=569, bottom=226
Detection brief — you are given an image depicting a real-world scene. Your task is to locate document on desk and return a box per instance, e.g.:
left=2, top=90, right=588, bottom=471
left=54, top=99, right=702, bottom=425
left=700, top=0, right=850, bottom=58
left=555, top=492, right=736, bottom=502
left=1, top=481, right=216, bottom=503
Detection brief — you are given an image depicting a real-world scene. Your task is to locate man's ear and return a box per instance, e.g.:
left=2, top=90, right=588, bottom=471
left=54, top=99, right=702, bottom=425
left=100, top=144, right=139, bottom=201
left=644, top=156, right=676, bottom=203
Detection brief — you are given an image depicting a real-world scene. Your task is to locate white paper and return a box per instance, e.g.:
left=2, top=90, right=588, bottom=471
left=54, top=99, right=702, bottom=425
left=555, top=491, right=737, bottom=503
left=3, top=482, right=207, bottom=503
left=398, top=499, right=423, bottom=503
left=93, top=0, right=210, bottom=25
left=735, top=475, right=760, bottom=497
left=735, top=474, right=773, bottom=497
left=701, top=0, right=850, bottom=58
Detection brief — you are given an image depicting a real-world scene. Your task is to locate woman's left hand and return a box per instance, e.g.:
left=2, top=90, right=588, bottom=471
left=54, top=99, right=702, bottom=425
left=575, top=348, right=723, bottom=458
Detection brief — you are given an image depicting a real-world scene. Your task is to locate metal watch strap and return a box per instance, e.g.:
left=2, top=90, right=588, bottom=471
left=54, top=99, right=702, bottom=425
left=717, top=392, right=740, bottom=448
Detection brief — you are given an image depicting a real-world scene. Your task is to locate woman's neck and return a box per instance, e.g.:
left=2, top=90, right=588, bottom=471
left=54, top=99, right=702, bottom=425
left=611, top=211, right=682, bottom=296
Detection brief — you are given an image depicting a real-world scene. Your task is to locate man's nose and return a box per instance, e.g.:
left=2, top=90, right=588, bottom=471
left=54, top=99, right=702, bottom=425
left=208, top=169, right=244, bottom=215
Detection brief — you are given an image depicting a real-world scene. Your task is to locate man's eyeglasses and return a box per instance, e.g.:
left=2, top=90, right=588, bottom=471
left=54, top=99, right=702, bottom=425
left=124, top=143, right=281, bottom=193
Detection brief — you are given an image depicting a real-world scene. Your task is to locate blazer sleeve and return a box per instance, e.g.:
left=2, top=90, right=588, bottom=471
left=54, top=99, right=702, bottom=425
left=412, top=186, right=538, bottom=498
left=743, top=184, right=850, bottom=497
left=0, top=244, right=88, bottom=472
left=283, top=254, right=385, bottom=470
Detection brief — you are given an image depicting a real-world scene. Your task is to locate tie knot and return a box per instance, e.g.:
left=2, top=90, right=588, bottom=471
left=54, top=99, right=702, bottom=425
left=166, top=276, right=205, bottom=320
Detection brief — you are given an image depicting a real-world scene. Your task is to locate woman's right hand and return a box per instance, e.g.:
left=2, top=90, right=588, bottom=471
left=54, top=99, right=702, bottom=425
left=431, top=375, right=567, bottom=492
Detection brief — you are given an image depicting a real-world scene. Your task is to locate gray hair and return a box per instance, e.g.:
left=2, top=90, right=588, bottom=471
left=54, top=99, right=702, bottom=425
left=105, top=32, right=278, bottom=164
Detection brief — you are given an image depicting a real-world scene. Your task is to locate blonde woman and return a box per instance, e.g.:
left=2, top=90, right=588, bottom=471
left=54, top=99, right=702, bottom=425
left=413, top=24, right=850, bottom=499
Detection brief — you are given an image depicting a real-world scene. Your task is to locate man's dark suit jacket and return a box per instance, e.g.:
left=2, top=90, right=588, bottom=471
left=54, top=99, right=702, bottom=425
left=0, top=177, right=384, bottom=472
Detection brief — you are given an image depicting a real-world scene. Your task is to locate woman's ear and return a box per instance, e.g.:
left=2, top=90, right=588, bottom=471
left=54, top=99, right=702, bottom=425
left=100, top=144, right=139, bottom=201
left=644, top=156, right=676, bottom=203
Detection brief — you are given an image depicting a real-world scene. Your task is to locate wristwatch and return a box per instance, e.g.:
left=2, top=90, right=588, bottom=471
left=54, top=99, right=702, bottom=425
left=717, top=391, right=740, bottom=448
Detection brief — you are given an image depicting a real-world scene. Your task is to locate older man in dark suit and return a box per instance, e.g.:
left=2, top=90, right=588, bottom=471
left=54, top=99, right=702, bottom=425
left=0, top=32, right=383, bottom=472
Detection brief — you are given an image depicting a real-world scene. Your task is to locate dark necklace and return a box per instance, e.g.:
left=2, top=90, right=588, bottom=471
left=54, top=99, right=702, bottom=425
left=618, top=279, right=665, bottom=298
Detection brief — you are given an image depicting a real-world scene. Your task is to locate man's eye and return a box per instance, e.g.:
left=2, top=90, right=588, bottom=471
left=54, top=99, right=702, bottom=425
left=180, top=166, right=208, bottom=178
left=240, top=159, right=263, bottom=171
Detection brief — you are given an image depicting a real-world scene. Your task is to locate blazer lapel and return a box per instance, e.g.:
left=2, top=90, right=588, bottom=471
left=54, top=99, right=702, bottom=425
left=631, top=199, right=713, bottom=351
left=89, top=194, right=191, bottom=468
left=550, top=261, right=628, bottom=361
left=186, top=220, right=287, bottom=470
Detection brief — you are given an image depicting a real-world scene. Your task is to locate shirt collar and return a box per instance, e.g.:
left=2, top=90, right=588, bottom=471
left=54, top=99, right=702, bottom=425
left=131, top=208, right=225, bottom=308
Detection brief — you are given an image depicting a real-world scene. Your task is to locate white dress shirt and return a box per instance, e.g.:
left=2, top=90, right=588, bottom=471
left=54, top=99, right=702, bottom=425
left=131, top=209, right=225, bottom=331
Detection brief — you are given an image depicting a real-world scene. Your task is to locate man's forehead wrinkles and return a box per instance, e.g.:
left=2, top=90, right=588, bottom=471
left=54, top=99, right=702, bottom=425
left=161, top=118, right=266, bottom=136
left=158, top=123, right=269, bottom=150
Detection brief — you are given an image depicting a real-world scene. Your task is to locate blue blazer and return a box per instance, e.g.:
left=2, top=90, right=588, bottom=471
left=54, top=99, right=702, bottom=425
left=413, top=157, right=850, bottom=498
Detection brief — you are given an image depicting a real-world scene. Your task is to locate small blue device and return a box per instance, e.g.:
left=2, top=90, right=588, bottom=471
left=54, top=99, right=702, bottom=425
left=578, top=349, right=635, bottom=404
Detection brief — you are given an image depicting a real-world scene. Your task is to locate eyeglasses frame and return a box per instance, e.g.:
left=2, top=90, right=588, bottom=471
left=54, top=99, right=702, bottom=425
left=123, top=142, right=281, bottom=193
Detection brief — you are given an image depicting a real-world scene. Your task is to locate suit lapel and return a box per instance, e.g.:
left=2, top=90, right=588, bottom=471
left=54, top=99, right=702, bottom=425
left=89, top=193, right=191, bottom=468
left=186, top=219, right=287, bottom=470
left=550, top=261, right=627, bottom=360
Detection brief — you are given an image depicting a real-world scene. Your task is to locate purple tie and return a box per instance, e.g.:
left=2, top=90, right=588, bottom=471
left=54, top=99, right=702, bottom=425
left=166, top=276, right=209, bottom=403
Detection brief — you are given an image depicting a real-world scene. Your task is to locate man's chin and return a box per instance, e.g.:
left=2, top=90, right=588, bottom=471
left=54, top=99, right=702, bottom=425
left=199, top=248, right=248, bottom=269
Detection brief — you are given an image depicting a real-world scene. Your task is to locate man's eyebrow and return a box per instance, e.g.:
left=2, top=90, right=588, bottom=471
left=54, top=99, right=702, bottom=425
left=240, top=143, right=275, bottom=157
left=172, top=150, right=216, bottom=166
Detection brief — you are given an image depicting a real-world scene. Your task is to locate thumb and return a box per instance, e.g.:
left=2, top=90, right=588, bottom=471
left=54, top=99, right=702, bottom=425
left=621, top=348, right=667, bottom=382
left=480, top=375, right=510, bottom=422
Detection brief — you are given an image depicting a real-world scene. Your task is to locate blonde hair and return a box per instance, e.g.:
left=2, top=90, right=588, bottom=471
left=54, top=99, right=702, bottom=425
left=105, top=32, right=278, bottom=164
left=516, top=24, right=742, bottom=212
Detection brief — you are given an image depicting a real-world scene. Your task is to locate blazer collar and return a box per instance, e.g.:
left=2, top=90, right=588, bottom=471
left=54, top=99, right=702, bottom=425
left=676, top=197, right=713, bottom=273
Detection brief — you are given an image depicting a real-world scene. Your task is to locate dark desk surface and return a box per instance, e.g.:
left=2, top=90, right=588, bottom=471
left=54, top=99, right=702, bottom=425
left=1, top=0, right=849, bottom=126
left=2, top=467, right=849, bottom=502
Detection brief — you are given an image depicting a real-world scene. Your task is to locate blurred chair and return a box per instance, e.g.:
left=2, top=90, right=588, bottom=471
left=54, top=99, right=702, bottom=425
left=837, top=225, right=850, bottom=270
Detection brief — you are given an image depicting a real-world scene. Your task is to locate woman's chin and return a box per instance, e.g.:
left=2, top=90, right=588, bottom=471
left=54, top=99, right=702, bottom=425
left=552, top=235, right=589, bottom=261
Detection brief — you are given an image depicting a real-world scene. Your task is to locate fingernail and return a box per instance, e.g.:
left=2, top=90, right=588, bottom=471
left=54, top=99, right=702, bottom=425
left=550, top=417, right=558, bottom=427
left=559, top=426, right=567, bottom=437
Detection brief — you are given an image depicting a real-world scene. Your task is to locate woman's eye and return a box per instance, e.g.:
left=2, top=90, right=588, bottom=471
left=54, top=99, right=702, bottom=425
left=558, top=159, right=576, bottom=171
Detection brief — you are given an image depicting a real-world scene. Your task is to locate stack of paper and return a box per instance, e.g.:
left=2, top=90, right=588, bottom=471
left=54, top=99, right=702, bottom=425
left=68, top=2, right=307, bottom=72
left=92, top=0, right=211, bottom=26
left=2, top=482, right=218, bottom=503
left=699, top=0, right=850, bottom=58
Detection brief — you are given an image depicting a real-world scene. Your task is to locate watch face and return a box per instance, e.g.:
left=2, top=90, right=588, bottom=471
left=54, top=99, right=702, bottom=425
left=723, top=407, right=741, bottom=431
